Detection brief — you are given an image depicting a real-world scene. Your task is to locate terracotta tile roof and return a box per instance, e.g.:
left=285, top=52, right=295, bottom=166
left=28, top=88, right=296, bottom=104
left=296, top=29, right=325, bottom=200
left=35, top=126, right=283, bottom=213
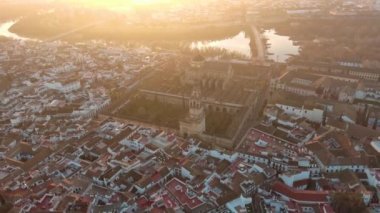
left=293, top=179, right=310, bottom=188
left=272, top=181, right=329, bottom=203
left=165, top=178, right=204, bottom=210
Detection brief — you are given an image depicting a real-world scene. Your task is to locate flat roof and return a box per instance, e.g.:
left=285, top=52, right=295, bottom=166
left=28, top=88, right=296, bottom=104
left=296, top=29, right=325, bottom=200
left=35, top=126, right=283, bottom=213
left=371, top=140, right=380, bottom=153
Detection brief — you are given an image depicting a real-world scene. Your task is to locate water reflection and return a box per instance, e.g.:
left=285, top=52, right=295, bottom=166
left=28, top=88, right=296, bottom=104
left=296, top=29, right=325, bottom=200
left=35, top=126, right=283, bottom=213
left=190, top=31, right=252, bottom=57
left=190, top=29, right=299, bottom=62
left=0, top=21, right=300, bottom=62
left=264, top=29, right=299, bottom=62
left=0, top=20, right=32, bottom=41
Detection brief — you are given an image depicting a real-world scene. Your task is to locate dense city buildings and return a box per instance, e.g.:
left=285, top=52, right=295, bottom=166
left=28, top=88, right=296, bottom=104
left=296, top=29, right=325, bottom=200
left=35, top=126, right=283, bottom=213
left=0, top=0, right=379, bottom=212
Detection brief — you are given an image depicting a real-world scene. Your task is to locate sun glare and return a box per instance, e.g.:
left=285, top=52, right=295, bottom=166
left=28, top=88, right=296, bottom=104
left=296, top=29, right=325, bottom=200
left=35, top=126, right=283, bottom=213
left=132, top=0, right=163, bottom=5
left=71, top=0, right=175, bottom=8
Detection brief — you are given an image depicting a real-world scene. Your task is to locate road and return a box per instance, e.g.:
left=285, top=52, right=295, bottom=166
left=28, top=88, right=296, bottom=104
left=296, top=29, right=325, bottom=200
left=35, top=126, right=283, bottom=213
left=234, top=79, right=271, bottom=150
left=250, top=25, right=267, bottom=64
left=112, top=99, right=130, bottom=115
left=43, top=21, right=104, bottom=42
left=232, top=90, right=259, bottom=148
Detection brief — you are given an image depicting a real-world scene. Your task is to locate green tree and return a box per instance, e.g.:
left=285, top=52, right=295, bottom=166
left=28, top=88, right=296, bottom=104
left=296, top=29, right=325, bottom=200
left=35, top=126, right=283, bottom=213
left=331, top=192, right=367, bottom=213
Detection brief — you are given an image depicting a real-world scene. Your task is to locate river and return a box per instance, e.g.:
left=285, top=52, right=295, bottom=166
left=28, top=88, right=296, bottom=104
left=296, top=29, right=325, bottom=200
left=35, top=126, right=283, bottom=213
left=264, top=29, right=300, bottom=62
left=191, top=29, right=299, bottom=62
left=190, top=31, right=252, bottom=58
left=1, top=21, right=299, bottom=62
left=0, top=20, right=33, bottom=41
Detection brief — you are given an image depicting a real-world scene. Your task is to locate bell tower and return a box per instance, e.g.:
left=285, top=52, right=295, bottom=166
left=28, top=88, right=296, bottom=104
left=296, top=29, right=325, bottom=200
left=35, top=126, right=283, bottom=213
left=189, top=87, right=204, bottom=119
left=179, top=86, right=206, bottom=137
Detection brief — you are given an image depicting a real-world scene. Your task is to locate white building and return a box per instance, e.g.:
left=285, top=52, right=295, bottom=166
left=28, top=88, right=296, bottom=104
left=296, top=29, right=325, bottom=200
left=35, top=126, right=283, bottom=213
left=376, top=0, right=380, bottom=11
left=50, top=64, right=76, bottom=74
left=279, top=170, right=310, bottom=190
left=120, top=139, right=145, bottom=151
left=355, top=82, right=380, bottom=104
left=276, top=104, right=324, bottom=124
left=0, top=52, right=9, bottom=61
left=208, top=150, right=238, bottom=162
left=365, top=168, right=380, bottom=199
left=71, top=98, right=110, bottom=118
left=180, top=166, right=195, bottom=180
left=45, top=80, right=81, bottom=93
left=11, top=116, right=24, bottom=126
left=371, top=139, right=380, bottom=154
left=226, top=195, right=252, bottom=213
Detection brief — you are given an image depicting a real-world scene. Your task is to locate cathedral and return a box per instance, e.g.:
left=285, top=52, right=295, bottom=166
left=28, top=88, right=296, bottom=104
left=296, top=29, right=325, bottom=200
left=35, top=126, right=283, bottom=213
left=181, top=55, right=234, bottom=91
left=137, top=54, right=271, bottom=145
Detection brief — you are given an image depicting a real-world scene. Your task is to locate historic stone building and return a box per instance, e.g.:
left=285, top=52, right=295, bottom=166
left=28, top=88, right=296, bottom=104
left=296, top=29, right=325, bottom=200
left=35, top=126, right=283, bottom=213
left=137, top=55, right=271, bottom=146
left=181, top=55, right=234, bottom=90
left=140, top=56, right=269, bottom=114
left=179, top=87, right=206, bottom=137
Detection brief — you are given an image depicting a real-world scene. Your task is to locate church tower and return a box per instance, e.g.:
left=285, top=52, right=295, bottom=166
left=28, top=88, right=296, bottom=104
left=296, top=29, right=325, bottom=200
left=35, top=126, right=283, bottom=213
left=179, top=87, right=206, bottom=137
left=189, top=87, right=204, bottom=119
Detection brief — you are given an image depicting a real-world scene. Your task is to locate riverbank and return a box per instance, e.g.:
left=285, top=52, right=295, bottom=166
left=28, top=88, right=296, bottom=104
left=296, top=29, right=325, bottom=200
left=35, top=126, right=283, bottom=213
left=8, top=12, right=246, bottom=42
left=0, top=21, right=36, bottom=41
left=2, top=17, right=302, bottom=63
left=262, top=17, right=380, bottom=62
left=0, top=2, right=41, bottom=22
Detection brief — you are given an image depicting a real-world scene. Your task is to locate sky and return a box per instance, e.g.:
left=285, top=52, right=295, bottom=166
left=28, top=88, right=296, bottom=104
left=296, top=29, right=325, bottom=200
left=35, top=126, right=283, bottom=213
left=65, top=0, right=177, bottom=7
